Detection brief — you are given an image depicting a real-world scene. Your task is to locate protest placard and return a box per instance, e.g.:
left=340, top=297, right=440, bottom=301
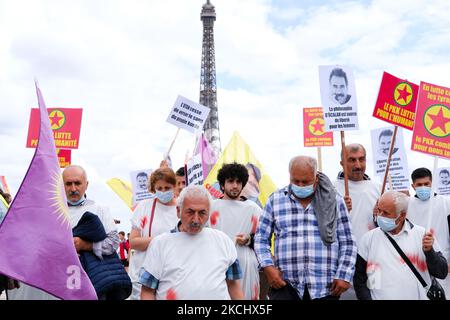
left=187, top=154, right=204, bottom=186
left=411, top=81, right=450, bottom=159
left=303, top=107, right=334, bottom=147
left=26, top=108, right=83, bottom=149
left=371, top=126, right=409, bottom=191
left=0, top=176, right=9, bottom=194
left=436, top=167, right=450, bottom=196
left=130, top=169, right=154, bottom=204
left=56, top=149, right=71, bottom=168
left=319, top=65, right=358, bottom=131
left=166, top=95, right=210, bottom=134
left=372, top=72, right=418, bottom=130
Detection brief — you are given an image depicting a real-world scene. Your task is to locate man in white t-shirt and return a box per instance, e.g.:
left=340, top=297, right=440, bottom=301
left=407, top=167, right=450, bottom=298
left=334, top=144, right=380, bottom=300
left=211, top=162, right=262, bottom=299
left=354, top=191, right=448, bottom=300
left=139, top=185, right=245, bottom=300
left=334, top=144, right=380, bottom=244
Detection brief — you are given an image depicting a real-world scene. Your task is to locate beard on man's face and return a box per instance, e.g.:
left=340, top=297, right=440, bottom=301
left=225, top=188, right=241, bottom=199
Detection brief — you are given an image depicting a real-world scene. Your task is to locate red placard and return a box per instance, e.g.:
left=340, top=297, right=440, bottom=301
left=57, top=149, right=72, bottom=168
left=411, top=81, right=450, bottom=159
left=26, top=108, right=83, bottom=149
left=303, top=107, right=334, bottom=147
left=373, top=72, right=418, bottom=130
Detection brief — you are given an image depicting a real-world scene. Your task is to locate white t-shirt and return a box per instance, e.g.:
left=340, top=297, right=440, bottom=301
left=141, top=227, right=238, bottom=300
left=69, top=199, right=117, bottom=233
left=407, top=194, right=450, bottom=297
left=210, top=199, right=261, bottom=299
left=334, top=179, right=380, bottom=243
left=358, top=222, right=442, bottom=300
left=129, top=199, right=178, bottom=285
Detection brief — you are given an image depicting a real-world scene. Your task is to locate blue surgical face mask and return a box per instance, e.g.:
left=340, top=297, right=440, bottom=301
left=416, top=186, right=432, bottom=201
left=67, top=198, right=85, bottom=206
left=376, top=215, right=398, bottom=232
left=290, top=183, right=315, bottom=199
left=156, top=190, right=174, bottom=204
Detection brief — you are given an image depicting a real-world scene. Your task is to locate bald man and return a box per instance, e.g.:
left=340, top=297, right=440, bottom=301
left=255, top=156, right=356, bottom=300
left=354, top=191, right=447, bottom=300
left=62, top=165, right=119, bottom=258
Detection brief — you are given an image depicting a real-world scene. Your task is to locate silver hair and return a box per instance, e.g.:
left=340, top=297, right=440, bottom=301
left=63, top=165, right=88, bottom=180
left=176, top=184, right=213, bottom=213
left=384, top=191, right=409, bottom=216
left=289, top=156, right=318, bottom=175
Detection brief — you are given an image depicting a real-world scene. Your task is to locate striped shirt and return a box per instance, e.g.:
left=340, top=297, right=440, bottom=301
left=254, top=186, right=357, bottom=299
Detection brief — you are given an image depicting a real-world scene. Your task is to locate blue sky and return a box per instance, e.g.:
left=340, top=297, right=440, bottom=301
left=1, top=0, right=450, bottom=233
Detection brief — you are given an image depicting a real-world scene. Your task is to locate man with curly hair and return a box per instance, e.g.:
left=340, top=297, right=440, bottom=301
left=210, top=162, right=262, bottom=299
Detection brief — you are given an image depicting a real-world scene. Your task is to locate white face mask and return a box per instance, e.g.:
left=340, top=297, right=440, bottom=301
left=155, top=190, right=174, bottom=203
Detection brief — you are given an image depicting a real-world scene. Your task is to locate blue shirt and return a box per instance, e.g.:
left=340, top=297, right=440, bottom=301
left=254, top=186, right=357, bottom=299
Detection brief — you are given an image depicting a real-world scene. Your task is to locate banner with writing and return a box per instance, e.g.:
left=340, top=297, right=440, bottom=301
left=411, top=81, right=450, bottom=159
left=166, top=95, right=210, bottom=134
left=26, top=108, right=83, bottom=149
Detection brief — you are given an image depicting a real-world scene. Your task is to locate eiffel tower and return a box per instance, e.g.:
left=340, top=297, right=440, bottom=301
left=199, top=0, right=221, bottom=155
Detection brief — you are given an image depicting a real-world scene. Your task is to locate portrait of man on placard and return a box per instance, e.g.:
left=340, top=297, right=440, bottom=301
left=378, top=129, right=398, bottom=157
left=131, top=169, right=154, bottom=205
left=439, top=169, right=450, bottom=186
left=136, top=172, right=149, bottom=191
left=329, top=67, right=352, bottom=105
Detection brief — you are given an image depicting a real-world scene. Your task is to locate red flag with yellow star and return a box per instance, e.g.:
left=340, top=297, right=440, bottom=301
left=411, top=81, right=450, bottom=159
left=373, top=71, right=418, bottom=130
left=26, top=108, right=83, bottom=149
left=303, top=107, right=334, bottom=147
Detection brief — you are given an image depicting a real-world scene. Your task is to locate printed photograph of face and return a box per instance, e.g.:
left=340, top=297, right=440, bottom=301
left=240, top=162, right=262, bottom=207
left=136, top=172, right=149, bottom=191
left=439, top=169, right=450, bottom=186
left=329, top=67, right=352, bottom=105
left=378, top=129, right=398, bottom=157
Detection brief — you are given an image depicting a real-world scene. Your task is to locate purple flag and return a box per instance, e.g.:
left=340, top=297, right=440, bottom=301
left=0, top=82, right=97, bottom=300
left=194, top=133, right=218, bottom=179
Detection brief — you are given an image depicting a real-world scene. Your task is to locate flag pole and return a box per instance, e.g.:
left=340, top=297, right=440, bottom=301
left=340, top=131, right=349, bottom=197
left=317, top=147, right=323, bottom=172
left=381, top=126, right=399, bottom=194
left=165, top=128, right=181, bottom=160
left=426, top=156, right=439, bottom=231
left=184, top=150, right=190, bottom=187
